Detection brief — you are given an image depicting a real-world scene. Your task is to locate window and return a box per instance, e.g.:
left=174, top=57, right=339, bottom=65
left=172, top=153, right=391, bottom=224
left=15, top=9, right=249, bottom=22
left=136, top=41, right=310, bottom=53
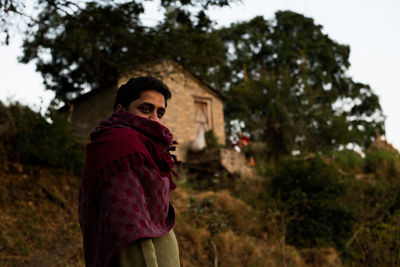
left=194, top=97, right=212, bottom=137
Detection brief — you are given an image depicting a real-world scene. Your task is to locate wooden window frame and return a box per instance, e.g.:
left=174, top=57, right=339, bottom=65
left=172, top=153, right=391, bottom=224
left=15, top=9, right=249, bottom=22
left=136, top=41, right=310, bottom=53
left=193, top=96, right=213, bottom=130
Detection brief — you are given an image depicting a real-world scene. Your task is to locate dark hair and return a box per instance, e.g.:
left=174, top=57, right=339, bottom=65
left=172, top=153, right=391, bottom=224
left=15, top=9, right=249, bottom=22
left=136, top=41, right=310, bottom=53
left=113, top=76, right=172, bottom=111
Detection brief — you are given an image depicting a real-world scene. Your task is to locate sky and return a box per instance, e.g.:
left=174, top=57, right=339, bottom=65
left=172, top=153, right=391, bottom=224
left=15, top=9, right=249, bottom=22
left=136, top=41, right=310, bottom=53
left=1, top=0, right=399, bottom=149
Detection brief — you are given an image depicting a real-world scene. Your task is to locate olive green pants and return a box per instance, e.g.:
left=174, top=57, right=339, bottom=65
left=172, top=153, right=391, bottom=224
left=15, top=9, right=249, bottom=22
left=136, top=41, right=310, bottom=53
left=110, top=230, right=180, bottom=267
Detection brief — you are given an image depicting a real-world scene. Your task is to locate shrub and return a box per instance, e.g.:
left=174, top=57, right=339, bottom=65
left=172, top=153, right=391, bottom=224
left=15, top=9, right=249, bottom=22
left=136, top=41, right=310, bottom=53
left=268, top=156, right=355, bottom=250
left=338, top=174, right=400, bottom=263
left=350, top=178, right=400, bottom=217
left=6, top=102, right=84, bottom=173
left=0, top=101, right=15, bottom=159
left=331, top=149, right=364, bottom=174
left=204, top=130, right=219, bottom=148
left=241, top=141, right=266, bottom=158
left=365, top=150, right=400, bottom=180
left=354, top=211, right=400, bottom=266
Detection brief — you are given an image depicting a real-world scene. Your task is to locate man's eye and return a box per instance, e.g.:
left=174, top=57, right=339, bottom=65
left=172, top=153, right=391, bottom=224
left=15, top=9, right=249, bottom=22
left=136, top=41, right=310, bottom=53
left=140, top=106, right=152, bottom=113
left=157, top=109, right=165, bottom=118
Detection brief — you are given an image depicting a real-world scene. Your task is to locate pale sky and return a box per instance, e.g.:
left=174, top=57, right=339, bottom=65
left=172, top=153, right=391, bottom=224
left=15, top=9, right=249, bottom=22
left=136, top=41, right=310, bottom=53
left=1, top=0, right=399, bottom=149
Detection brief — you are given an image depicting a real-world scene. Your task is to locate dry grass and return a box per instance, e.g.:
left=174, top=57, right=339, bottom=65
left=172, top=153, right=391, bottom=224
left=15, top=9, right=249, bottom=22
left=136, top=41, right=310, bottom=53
left=0, top=161, right=84, bottom=266
left=1, top=160, right=341, bottom=266
left=300, top=248, right=342, bottom=267
left=214, top=230, right=271, bottom=267
left=171, top=187, right=309, bottom=267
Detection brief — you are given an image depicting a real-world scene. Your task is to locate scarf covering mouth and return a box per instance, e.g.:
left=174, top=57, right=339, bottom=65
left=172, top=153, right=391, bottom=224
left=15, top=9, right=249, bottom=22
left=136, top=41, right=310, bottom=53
left=78, top=112, right=179, bottom=267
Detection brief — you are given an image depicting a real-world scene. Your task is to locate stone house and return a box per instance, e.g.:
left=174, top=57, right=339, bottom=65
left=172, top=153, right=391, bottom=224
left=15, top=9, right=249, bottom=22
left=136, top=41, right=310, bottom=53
left=64, top=60, right=226, bottom=161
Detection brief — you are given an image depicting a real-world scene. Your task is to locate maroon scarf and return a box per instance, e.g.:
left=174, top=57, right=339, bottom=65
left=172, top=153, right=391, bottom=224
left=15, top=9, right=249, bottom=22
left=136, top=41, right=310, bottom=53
left=78, top=112, right=178, bottom=267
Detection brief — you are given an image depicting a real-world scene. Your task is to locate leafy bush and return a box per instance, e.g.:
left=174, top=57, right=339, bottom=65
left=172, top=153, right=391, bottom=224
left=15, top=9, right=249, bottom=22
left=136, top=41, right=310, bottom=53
left=0, top=101, right=15, bottom=159
left=337, top=174, right=400, bottom=263
left=347, top=179, right=397, bottom=219
left=268, top=156, right=355, bottom=250
left=354, top=211, right=400, bottom=266
left=6, top=102, right=84, bottom=173
left=204, top=130, right=219, bottom=148
left=365, top=150, right=400, bottom=180
left=331, top=149, right=364, bottom=174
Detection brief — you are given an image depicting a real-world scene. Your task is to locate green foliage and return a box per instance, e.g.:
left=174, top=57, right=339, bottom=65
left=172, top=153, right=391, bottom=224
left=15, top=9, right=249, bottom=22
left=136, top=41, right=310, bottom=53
left=160, top=0, right=237, bottom=8
left=343, top=178, right=400, bottom=254
left=340, top=172, right=400, bottom=264
left=347, top=179, right=397, bottom=219
left=17, top=1, right=229, bottom=100
left=5, top=2, right=386, bottom=161
left=153, top=8, right=227, bottom=84
left=330, top=149, right=364, bottom=174
left=20, top=1, right=147, bottom=99
left=1, top=0, right=237, bottom=45
left=6, top=102, right=84, bottom=173
left=11, top=4, right=386, bottom=161
left=0, top=101, right=14, bottom=158
left=219, top=12, right=384, bottom=157
left=365, top=150, right=400, bottom=180
left=188, top=197, right=227, bottom=236
left=268, top=156, right=354, bottom=250
left=241, top=142, right=272, bottom=175
left=204, top=130, right=218, bottom=148
left=354, top=211, right=400, bottom=266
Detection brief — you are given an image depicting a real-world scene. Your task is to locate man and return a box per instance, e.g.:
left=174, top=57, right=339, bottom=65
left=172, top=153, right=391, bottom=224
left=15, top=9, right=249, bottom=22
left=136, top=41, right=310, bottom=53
left=78, top=77, right=180, bottom=267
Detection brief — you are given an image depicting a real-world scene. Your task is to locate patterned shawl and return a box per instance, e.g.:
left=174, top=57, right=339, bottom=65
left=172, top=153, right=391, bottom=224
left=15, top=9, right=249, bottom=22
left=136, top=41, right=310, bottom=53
left=78, top=112, right=178, bottom=267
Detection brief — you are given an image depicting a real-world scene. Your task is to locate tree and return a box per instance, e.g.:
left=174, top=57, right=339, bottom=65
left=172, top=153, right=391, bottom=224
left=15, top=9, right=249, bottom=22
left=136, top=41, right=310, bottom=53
left=152, top=8, right=227, bottom=84
left=19, top=2, right=148, bottom=100
left=4, top=5, right=385, bottom=156
left=218, top=11, right=384, bottom=156
left=10, top=0, right=232, bottom=100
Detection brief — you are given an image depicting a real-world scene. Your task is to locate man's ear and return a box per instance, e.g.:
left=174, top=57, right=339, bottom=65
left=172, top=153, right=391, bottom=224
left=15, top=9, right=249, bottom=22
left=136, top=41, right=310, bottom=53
left=115, top=104, right=126, bottom=113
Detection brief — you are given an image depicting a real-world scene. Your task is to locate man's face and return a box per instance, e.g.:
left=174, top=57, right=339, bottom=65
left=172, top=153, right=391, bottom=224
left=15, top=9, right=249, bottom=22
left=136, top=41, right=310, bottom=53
left=126, top=90, right=166, bottom=124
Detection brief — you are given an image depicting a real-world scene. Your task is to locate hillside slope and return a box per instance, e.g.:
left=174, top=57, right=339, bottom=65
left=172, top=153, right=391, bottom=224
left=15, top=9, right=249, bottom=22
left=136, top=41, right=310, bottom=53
left=0, top=161, right=83, bottom=266
left=0, top=160, right=344, bottom=266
